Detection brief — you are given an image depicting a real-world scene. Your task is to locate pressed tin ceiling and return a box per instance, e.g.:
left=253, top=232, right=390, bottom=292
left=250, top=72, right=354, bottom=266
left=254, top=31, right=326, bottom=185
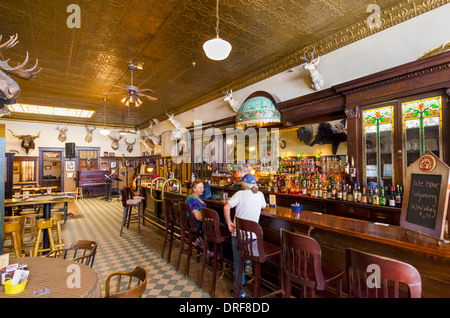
left=0, top=0, right=446, bottom=129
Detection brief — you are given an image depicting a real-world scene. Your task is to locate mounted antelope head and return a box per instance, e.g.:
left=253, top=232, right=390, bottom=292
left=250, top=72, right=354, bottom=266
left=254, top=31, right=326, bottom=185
left=125, top=137, right=136, bottom=153
left=0, top=34, right=41, bottom=108
left=222, top=87, right=240, bottom=112
left=56, top=126, right=68, bottom=142
left=108, top=134, right=123, bottom=150
left=301, top=45, right=324, bottom=91
left=85, top=125, right=96, bottom=143
left=8, top=129, right=41, bottom=154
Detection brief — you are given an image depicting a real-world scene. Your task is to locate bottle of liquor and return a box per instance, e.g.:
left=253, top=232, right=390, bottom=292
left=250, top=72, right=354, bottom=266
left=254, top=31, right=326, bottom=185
left=318, top=181, right=323, bottom=198
left=373, top=185, right=380, bottom=206
left=331, top=182, right=337, bottom=200
left=342, top=183, right=348, bottom=201
left=361, top=186, right=367, bottom=204
left=389, top=186, right=396, bottom=207
left=349, top=156, right=356, bottom=177
left=347, top=184, right=353, bottom=202
left=379, top=188, right=387, bottom=206
left=353, top=182, right=358, bottom=203
left=357, top=183, right=362, bottom=203
left=337, top=183, right=343, bottom=200
left=367, top=185, right=373, bottom=205
left=395, top=185, right=402, bottom=208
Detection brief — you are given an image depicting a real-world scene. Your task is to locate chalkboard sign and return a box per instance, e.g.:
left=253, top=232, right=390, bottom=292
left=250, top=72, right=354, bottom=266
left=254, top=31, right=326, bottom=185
left=400, top=151, right=450, bottom=240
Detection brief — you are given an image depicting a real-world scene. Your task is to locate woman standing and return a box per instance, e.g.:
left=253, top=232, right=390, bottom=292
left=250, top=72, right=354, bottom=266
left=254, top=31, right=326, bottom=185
left=224, top=174, right=267, bottom=298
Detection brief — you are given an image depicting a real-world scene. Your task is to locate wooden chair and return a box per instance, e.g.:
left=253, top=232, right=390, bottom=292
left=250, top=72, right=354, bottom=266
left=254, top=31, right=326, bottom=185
left=31, top=218, right=56, bottom=257
left=120, top=188, right=144, bottom=236
left=161, top=198, right=178, bottom=263
left=3, top=222, right=24, bottom=257
left=176, top=202, right=202, bottom=278
left=346, top=248, right=422, bottom=298
left=199, top=207, right=232, bottom=298
left=104, top=266, right=148, bottom=298
left=46, top=240, right=98, bottom=268
left=51, top=212, right=64, bottom=249
left=235, top=217, right=282, bottom=298
left=280, top=229, right=343, bottom=298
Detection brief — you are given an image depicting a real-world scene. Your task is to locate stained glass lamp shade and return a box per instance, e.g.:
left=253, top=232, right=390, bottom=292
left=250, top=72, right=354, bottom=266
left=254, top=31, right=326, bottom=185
left=235, top=96, right=280, bottom=129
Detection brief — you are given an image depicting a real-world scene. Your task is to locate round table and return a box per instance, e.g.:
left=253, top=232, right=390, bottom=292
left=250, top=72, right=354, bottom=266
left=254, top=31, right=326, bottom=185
left=0, top=257, right=102, bottom=298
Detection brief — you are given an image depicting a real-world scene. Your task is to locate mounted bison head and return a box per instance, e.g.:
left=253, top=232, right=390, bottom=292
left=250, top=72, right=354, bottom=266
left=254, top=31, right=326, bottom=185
left=8, top=129, right=41, bottom=154
left=296, top=119, right=347, bottom=155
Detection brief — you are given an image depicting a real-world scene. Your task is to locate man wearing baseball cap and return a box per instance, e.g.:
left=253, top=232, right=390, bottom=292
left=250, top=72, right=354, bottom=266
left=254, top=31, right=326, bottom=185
left=223, top=173, right=267, bottom=298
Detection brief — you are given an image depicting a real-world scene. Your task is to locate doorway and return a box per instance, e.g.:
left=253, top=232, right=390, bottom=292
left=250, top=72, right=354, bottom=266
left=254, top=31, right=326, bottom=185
left=39, top=147, right=65, bottom=192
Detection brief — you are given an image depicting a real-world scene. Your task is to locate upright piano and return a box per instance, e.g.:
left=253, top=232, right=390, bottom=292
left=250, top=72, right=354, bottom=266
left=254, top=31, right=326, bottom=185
left=76, top=170, right=110, bottom=197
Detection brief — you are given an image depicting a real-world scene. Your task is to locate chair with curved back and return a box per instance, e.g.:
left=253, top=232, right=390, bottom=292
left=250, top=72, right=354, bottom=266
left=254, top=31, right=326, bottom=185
left=176, top=202, right=202, bottom=277
left=104, top=266, right=148, bottom=298
left=346, top=248, right=422, bottom=298
left=161, top=198, right=177, bottom=262
left=46, top=240, right=98, bottom=268
left=199, top=207, right=232, bottom=298
left=235, top=217, right=282, bottom=298
left=280, top=229, right=343, bottom=298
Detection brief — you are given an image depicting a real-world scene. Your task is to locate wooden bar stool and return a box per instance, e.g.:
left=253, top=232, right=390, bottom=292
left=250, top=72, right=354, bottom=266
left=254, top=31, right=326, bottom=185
left=280, top=229, right=343, bottom=298
left=31, top=218, right=56, bottom=257
left=74, top=187, right=83, bottom=200
left=120, top=188, right=143, bottom=236
left=199, top=207, right=232, bottom=298
left=176, top=202, right=202, bottom=278
left=346, top=248, right=422, bottom=298
left=4, top=216, right=25, bottom=254
left=235, top=217, right=283, bottom=298
left=161, top=198, right=177, bottom=263
left=19, top=211, right=38, bottom=240
left=3, top=222, right=24, bottom=257
left=51, top=212, right=65, bottom=249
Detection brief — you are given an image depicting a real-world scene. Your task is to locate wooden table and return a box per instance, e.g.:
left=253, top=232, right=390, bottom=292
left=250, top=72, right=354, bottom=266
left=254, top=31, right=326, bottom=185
left=4, top=195, right=75, bottom=250
left=0, top=257, right=101, bottom=298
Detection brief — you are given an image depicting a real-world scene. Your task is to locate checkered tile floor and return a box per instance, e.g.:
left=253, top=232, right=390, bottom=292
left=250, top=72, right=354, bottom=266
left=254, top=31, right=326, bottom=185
left=62, top=198, right=210, bottom=298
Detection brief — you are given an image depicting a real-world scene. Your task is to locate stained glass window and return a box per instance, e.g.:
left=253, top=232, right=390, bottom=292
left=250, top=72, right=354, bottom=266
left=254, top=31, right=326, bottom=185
left=402, top=96, right=442, bottom=167
left=363, top=105, right=394, bottom=188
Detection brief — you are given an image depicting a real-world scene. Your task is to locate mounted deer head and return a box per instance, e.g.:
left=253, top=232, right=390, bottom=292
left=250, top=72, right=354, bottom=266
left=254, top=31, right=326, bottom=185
left=222, top=87, right=240, bottom=112
left=0, top=34, right=41, bottom=108
left=140, top=124, right=160, bottom=149
left=85, top=125, right=96, bottom=143
left=108, top=134, right=123, bottom=150
left=56, top=126, right=68, bottom=142
left=8, top=129, right=41, bottom=154
left=301, top=45, right=324, bottom=91
left=124, top=137, right=136, bottom=153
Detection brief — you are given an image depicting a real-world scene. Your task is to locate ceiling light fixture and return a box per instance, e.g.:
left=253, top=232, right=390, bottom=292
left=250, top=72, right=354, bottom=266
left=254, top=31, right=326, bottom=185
left=100, top=97, right=110, bottom=136
left=203, top=0, right=232, bottom=61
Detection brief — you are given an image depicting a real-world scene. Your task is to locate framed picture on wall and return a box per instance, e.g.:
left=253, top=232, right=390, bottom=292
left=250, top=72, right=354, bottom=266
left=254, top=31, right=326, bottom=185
left=65, top=161, right=75, bottom=171
left=110, top=161, right=117, bottom=169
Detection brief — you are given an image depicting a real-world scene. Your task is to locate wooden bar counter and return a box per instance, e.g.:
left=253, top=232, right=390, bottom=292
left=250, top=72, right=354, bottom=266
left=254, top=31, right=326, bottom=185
left=143, top=187, right=450, bottom=298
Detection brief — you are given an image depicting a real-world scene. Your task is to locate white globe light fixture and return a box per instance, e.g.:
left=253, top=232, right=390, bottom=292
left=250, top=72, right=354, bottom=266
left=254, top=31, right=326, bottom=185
left=203, top=0, right=232, bottom=61
left=100, top=128, right=110, bottom=136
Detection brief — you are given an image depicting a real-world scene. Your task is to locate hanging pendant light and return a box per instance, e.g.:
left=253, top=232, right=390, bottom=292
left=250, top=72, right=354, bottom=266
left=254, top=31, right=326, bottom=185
left=100, top=97, right=110, bottom=136
left=203, top=0, right=232, bottom=61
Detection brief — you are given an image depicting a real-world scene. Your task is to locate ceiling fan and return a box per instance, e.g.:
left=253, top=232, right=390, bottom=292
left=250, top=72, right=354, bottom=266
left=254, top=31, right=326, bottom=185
left=119, top=115, right=137, bottom=135
left=107, top=61, right=157, bottom=107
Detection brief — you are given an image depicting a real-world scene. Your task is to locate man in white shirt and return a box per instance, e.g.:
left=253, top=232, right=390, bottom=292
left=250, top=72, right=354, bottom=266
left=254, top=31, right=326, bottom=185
left=224, top=174, right=267, bottom=298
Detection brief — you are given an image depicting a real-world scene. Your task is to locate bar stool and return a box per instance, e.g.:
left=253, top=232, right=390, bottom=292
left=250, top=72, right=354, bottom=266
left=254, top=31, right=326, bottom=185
left=3, top=222, right=24, bottom=257
left=120, top=188, right=143, bottom=236
left=280, top=229, right=343, bottom=298
left=19, top=211, right=38, bottom=240
left=176, top=202, right=202, bottom=278
left=199, top=207, right=232, bottom=298
left=161, top=198, right=177, bottom=263
left=74, top=187, right=83, bottom=200
left=235, top=217, right=282, bottom=298
left=346, top=248, right=422, bottom=298
left=31, top=218, right=56, bottom=257
left=51, top=212, right=65, bottom=249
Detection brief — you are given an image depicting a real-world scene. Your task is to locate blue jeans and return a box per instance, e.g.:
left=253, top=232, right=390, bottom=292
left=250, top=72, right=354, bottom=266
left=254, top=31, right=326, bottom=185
left=231, top=235, right=246, bottom=297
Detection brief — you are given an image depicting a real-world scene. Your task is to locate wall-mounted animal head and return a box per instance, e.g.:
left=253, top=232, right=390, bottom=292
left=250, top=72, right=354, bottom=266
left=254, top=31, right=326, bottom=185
left=85, top=126, right=96, bottom=143
left=124, top=137, right=136, bottom=153
left=56, top=126, right=68, bottom=142
left=296, top=119, right=347, bottom=155
left=301, top=45, right=324, bottom=91
left=222, top=87, right=240, bottom=112
left=8, top=129, right=41, bottom=154
left=0, top=34, right=41, bottom=108
left=107, top=134, right=123, bottom=150
left=140, top=124, right=160, bottom=149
